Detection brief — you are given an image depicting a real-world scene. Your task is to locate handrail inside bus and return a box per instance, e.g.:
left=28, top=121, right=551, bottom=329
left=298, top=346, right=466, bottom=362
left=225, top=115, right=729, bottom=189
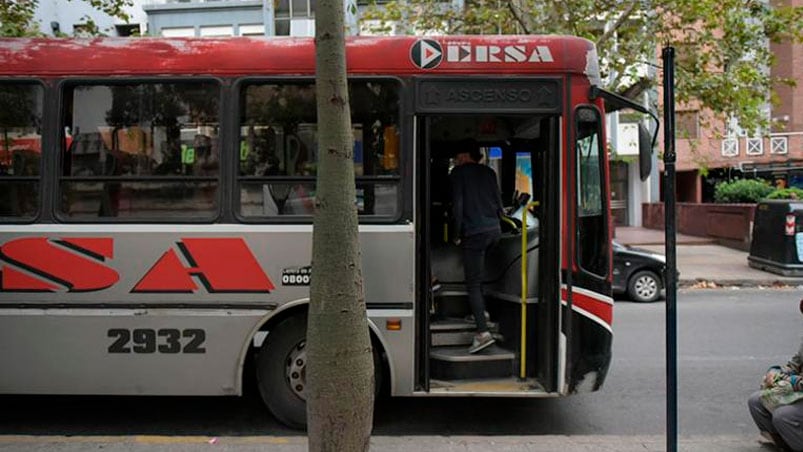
left=519, top=201, right=540, bottom=380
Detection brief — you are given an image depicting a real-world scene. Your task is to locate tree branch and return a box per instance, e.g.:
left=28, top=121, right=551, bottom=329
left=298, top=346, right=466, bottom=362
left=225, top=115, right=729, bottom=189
left=506, top=1, right=531, bottom=35
left=597, top=1, right=639, bottom=49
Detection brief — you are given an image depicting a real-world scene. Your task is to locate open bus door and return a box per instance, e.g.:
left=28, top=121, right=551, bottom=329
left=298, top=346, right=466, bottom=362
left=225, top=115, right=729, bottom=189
left=416, top=109, right=562, bottom=396
left=415, top=116, right=432, bottom=392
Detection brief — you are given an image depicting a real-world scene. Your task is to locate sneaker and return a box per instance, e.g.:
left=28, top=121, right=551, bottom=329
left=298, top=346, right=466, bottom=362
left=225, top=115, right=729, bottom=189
left=468, top=331, right=495, bottom=354
left=464, top=311, right=491, bottom=324
left=431, top=278, right=442, bottom=292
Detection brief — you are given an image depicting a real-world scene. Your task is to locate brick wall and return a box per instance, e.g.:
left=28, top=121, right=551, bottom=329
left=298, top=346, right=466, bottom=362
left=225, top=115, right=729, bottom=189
left=642, top=202, right=756, bottom=250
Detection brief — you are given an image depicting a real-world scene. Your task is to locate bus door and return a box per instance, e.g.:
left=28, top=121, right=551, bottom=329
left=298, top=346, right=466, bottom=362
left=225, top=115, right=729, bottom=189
left=414, top=77, right=563, bottom=394
left=415, top=115, right=433, bottom=392
left=564, top=106, right=614, bottom=393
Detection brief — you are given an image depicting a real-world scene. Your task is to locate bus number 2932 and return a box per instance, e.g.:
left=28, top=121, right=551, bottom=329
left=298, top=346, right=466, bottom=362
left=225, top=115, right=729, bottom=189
left=107, top=328, right=206, bottom=354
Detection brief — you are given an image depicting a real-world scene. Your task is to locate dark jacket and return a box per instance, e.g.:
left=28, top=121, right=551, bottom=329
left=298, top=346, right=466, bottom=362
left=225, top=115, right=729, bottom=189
left=450, top=162, right=503, bottom=238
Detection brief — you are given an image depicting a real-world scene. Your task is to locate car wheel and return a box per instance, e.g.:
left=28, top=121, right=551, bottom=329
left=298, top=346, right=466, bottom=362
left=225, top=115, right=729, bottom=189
left=627, top=270, right=662, bottom=302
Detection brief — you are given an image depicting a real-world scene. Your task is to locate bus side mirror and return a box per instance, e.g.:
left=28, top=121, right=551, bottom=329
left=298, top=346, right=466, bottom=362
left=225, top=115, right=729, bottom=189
left=638, top=123, right=653, bottom=182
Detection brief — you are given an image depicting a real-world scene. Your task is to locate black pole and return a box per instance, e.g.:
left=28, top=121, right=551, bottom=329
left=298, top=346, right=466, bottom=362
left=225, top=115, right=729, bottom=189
left=662, top=46, right=678, bottom=452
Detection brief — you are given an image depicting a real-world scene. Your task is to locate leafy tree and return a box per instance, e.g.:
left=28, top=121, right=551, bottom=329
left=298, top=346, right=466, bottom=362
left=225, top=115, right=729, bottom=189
left=361, top=0, right=803, bottom=136
left=307, top=0, right=374, bottom=450
left=0, top=0, right=133, bottom=37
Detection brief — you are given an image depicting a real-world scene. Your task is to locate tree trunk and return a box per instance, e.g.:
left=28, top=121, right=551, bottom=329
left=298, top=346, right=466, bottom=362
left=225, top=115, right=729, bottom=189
left=307, top=0, right=374, bottom=451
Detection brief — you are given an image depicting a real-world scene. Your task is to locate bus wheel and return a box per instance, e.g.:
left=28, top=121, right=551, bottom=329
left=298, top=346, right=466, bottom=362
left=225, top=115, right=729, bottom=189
left=627, top=270, right=662, bottom=303
left=256, top=315, right=308, bottom=429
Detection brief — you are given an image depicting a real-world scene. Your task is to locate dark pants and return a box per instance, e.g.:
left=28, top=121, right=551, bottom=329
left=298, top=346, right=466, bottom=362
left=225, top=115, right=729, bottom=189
left=749, top=391, right=803, bottom=451
left=461, top=230, right=500, bottom=333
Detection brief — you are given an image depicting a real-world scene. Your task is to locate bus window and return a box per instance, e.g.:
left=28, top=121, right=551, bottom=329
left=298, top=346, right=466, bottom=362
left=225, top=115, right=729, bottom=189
left=0, top=83, right=43, bottom=220
left=575, top=106, right=608, bottom=277
left=59, top=82, right=220, bottom=221
left=237, top=80, right=401, bottom=219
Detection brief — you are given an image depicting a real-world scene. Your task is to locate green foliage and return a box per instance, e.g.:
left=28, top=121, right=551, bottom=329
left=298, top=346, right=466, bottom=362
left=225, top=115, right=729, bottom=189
left=0, top=0, right=132, bottom=37
left=360, top=0, right=803, bottom=136
left=766, top=187, right=803, bottom=200
left=713, top=178, right=774, bottom=203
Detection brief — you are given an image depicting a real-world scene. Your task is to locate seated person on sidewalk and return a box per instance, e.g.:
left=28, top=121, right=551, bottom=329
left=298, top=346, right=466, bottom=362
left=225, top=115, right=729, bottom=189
left=747, top=298, right=803, bottom=452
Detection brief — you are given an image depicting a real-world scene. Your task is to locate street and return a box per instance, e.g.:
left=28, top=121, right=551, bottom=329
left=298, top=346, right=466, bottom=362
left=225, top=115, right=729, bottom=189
left=0, top=288, right=800, bottom=449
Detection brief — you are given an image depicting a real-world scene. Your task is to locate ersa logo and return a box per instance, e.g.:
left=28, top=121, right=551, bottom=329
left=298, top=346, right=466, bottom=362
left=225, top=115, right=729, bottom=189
left=410, top=38, right=555, bottom=70
left=410, top=39, right=444, bottom=70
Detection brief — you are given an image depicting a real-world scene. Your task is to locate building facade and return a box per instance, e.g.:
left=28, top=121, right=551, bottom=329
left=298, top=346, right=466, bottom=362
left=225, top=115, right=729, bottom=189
left=34, top=0, right=149, bottom=36
left=671, top=0, right=803, bottom=203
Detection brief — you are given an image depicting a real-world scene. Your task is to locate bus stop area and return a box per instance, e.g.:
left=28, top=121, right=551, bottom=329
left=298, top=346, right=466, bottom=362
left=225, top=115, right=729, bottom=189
left=615, top=226, right=803, bottom=288
left=0, top=433, right=780, bottom=451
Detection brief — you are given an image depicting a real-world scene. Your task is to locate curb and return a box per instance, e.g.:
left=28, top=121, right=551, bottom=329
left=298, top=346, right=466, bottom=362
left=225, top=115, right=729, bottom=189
left=679, top=278, right=803, bottom=288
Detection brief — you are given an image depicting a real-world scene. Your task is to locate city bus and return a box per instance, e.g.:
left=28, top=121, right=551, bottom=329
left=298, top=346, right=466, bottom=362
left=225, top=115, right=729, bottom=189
left=0, top=35, right=652, bottom=428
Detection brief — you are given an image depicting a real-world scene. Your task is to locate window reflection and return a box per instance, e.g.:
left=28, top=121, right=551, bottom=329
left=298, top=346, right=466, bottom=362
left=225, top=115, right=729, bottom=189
left=238, top=80, right=401, bottom=218
left=60, top=82, right=220, bottom=220
left=0, top=83, right=43, bottom=219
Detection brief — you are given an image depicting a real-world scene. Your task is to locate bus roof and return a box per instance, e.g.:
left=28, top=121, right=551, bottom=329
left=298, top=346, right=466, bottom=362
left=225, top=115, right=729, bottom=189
left=0, top=35, right=598, bottom=80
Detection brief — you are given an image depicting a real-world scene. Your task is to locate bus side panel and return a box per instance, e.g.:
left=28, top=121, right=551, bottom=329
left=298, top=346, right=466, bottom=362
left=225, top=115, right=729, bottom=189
left=0, top=309, right=266, bottom=395
left=0, top=225, right=416, bottom=397
left=561, top=284, right=613, bottom=393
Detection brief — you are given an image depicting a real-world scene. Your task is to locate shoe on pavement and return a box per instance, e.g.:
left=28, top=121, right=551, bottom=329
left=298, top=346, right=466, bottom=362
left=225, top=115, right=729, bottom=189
left=468, top=331, right=495, bottom=354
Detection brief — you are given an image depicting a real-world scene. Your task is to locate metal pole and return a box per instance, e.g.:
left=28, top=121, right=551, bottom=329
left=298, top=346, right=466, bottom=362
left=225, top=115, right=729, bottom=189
left=662, top=46, right=678, bottom=452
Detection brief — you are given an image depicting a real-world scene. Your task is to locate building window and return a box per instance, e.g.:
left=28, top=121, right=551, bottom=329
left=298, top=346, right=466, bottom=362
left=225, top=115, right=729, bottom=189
left=676, top=111, right=699, bottom=139
left=721, top=138, right=738, bottom=157
left=770, top=136, right=788, bottom=155
left=276, top=0, right=315, bottom=36
left=200, top=26, right=233, bottom=37
left=161, top=27, right=195, bottom=37
left=115, top=24, right=140, bottom=37
left=746, top=137, right=764, bottom=156
left=239, top=24, right=265, bottom=36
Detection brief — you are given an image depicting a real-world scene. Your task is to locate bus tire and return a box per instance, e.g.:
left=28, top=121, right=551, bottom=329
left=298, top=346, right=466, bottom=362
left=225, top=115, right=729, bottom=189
left=256, top=315, right=308, bottom=430
left=255, top=314, right=385, bottom=429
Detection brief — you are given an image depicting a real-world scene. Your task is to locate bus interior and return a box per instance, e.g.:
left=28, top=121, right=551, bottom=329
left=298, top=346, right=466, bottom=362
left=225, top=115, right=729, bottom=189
left=421, top=113, right=561, bottom=394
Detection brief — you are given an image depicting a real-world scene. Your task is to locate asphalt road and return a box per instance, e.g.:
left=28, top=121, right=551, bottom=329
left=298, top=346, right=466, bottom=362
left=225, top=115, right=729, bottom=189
left=0, top=288, right=799, bottom=440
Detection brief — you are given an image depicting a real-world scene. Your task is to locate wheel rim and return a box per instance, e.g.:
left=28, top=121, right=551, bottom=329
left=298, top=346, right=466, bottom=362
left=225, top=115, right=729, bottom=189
left=634, top=275, right=658, bottom=300
left=286, top=340, right=306, bottom=400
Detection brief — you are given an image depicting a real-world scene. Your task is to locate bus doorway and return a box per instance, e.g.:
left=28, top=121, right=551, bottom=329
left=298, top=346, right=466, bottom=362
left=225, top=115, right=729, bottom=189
left=417, top=113, right=561, bottom=395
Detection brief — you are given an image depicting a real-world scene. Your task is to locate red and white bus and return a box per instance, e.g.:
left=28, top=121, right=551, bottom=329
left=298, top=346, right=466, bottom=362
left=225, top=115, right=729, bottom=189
left=0, top=36, right=650, bottom=428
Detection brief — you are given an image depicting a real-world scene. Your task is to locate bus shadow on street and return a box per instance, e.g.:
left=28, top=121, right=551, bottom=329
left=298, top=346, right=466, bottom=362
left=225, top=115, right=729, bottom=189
left=0, top=394, right=580, bottom=437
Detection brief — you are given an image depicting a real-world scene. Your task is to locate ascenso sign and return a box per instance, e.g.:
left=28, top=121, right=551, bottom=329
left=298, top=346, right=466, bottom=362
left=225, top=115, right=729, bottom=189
left=410, top=39, right=554, bottom=69
left=0, top=237, right=275, bottom=293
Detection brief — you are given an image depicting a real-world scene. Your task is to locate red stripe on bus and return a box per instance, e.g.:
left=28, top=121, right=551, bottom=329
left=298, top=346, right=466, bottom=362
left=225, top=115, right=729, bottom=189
left=561, top=288, right=613, bottom=326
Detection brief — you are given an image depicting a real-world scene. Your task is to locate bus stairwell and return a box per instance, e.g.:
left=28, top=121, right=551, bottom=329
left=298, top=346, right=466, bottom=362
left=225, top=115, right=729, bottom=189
left=423, top=114, right=559, bottom=394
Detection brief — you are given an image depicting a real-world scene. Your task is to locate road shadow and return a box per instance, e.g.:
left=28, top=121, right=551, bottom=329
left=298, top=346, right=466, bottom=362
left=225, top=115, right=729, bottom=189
left=0, top=393, right=587, bottom=437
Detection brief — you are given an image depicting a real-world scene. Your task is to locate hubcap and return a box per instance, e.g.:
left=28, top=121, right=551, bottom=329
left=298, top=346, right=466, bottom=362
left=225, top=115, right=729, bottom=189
left=286, top=340, right=306, bottom=400
left=634, top=275, right=657, bottom=299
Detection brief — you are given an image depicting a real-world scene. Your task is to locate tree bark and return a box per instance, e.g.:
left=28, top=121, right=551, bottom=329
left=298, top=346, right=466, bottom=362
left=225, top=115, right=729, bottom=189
left=307, top=0, right=374, bottom=451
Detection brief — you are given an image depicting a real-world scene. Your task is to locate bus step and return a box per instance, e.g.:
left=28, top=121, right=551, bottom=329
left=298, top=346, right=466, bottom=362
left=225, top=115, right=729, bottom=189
left=430, top=318, right=500, bottom=347
left=433, top=291, right=470, bottom=318
left=430, top=345, right=515, bottom=380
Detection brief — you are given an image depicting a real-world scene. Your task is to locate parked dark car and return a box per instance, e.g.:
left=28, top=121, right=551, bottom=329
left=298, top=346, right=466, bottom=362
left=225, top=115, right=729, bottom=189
left=612, top=241, right=666, bottom=302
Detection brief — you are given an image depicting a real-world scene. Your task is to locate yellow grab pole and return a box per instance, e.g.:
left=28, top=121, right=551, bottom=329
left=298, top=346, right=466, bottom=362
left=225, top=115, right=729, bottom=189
left=520, top=201, right=539, bottom=380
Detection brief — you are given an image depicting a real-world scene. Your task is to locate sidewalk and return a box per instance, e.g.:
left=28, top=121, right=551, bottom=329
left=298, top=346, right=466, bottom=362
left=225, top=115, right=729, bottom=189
left=615, top=226, right=803, bottom=288
left=0, top=434, right=781, bottom=452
